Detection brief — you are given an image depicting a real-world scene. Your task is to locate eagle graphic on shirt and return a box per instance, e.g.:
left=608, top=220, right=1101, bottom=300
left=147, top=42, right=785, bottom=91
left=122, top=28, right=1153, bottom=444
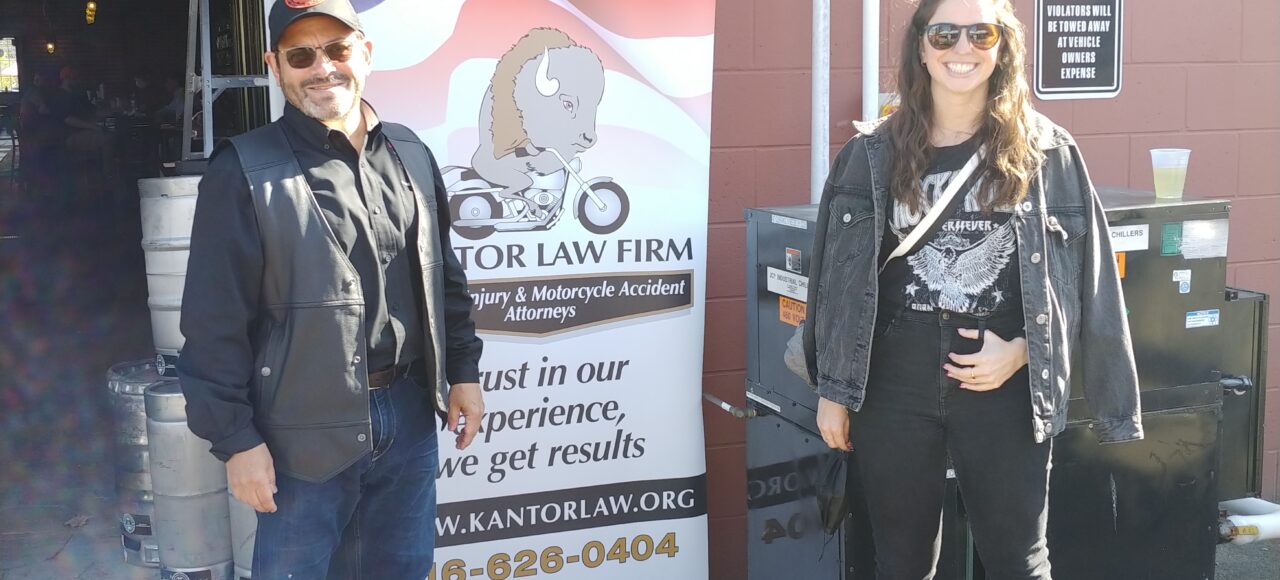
left=890, top=169, right=1017, bottom=314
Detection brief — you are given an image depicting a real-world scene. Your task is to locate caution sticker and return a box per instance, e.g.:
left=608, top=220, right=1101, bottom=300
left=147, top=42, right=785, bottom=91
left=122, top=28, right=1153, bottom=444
left=1115, top=252, right=1126, bottom=278
left=779, top=296, right=807, bottom=327
left=785, top=247, right=802, bottom=273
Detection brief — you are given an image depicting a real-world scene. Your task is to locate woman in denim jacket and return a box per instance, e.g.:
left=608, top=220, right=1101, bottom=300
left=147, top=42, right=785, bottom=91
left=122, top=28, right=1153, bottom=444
left=798, top=1, right=1143, bottom=578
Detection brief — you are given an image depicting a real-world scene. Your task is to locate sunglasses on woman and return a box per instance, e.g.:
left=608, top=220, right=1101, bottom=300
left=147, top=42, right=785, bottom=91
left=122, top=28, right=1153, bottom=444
left=923, top=23, right=1004, bottom=51
left=278, top=39, right=356, bottom=69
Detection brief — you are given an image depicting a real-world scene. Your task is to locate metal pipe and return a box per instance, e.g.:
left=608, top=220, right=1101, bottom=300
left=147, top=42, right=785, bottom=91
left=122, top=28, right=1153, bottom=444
left=264, top=0, right=285, bottom=121
left=200, top=0, right=215, bottom=156
left=232, top=0, right=251, bottom=135
left=811, top=0, right=830, bottom=203
left=1218, top=498, right=1280, bottom=544
left=1221, top=512, right=1280, bottom=544
left=181, top=0, right=199, bottom=160
left=862, top=0, right=881, bottom=123
left=702, top=393, right=757, bottom=420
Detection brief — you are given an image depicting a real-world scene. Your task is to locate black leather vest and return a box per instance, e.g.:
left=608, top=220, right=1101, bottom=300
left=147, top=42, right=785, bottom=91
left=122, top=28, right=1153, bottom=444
left=231, top=121, right=453, bottom=482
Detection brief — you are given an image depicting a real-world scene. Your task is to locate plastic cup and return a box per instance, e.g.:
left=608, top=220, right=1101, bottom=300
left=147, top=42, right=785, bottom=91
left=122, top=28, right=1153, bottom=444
left=1150, top=148, right=1191, bottom=199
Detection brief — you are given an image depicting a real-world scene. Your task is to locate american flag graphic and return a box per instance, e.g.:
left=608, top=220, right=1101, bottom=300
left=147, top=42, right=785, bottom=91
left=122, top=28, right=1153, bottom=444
left=354, top=0, right=714, bottom=175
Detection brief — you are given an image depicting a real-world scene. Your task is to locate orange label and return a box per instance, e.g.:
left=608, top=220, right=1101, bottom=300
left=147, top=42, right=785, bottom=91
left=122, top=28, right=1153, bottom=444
left=779, top=296, right=807, bottom=327
left=1115, top=252, right=1126, bottom=279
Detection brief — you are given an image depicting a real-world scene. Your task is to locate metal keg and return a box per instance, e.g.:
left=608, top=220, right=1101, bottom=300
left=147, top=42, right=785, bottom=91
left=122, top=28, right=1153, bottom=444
left=139, top=175, right=200, bottom=376
left=139, top=175, right=200, bottom=240
left=107, top=360, right=161, bottom=567
left=145, top=379, right=233, bottom=580
left=229, top=496, right=257, bottom=579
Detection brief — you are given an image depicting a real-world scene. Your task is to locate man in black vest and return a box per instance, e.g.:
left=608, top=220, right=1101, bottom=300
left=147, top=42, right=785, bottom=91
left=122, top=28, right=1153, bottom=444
left=178, top=1, right=484, bottom=577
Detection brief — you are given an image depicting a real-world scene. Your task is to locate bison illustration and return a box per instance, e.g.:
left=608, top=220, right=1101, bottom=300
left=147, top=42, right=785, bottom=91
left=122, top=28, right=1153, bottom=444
left=471, top=28, right=606, bottom=201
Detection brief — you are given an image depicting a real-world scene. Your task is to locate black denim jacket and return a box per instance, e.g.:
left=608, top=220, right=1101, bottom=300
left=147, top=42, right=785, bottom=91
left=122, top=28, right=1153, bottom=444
left=795, top=112, right=1143, bottom=444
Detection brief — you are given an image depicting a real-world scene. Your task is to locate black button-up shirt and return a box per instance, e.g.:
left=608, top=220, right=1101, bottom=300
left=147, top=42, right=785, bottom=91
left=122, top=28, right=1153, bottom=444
left=276, top=102, right=423, bottom=370
left=180, top=102, right=431, bottom=459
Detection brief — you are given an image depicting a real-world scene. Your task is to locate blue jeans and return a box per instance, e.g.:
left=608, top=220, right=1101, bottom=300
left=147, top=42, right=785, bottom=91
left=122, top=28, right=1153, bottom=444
left=253, top=374, right=439, bottom=579
left=850, top=307, right=1052, bottom=580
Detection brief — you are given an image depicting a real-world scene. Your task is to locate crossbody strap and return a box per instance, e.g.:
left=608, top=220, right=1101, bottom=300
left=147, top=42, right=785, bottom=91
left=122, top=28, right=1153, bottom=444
left=881, top=146, right=986, bottom=270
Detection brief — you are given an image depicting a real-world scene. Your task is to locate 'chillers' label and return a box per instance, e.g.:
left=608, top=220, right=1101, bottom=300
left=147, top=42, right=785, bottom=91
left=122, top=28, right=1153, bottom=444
left=1108, top=224, right=1148, bottom=252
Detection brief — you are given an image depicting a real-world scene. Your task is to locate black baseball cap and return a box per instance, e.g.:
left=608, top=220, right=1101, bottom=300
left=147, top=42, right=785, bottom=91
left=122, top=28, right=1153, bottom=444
left=269, top=0, right=363, bottom=50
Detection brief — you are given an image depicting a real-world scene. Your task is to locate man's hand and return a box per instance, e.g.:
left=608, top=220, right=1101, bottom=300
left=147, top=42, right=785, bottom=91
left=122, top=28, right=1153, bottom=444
left=943, top=329, right=1029, bottom=391
left=226, top=443, right=277, bottom=513
left=447, top=382, right=484, bottom=450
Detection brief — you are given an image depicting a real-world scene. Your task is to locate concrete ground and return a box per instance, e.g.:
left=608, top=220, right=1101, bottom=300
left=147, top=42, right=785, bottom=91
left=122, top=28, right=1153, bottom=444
left=0, top=177, right=156, bottom=580
left=1216, top=541, right=1279, bottom=579
left=0, top=166, right=1277, bottom=580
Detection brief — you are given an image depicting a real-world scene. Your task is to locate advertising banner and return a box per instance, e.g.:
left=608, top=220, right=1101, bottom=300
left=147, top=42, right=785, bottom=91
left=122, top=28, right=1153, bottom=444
left=266, top=1, right=715, bottom=578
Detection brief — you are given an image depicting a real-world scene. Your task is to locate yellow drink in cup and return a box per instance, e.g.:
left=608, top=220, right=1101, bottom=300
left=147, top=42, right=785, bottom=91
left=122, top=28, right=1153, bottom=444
left=1153, top=167, right=1188, bottom=199
left=1150, top=148, right=1191, bottom=199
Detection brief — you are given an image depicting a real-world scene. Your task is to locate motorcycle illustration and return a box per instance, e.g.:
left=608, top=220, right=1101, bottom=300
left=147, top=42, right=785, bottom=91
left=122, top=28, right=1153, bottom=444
left=443, top=148, right=630, bottom=241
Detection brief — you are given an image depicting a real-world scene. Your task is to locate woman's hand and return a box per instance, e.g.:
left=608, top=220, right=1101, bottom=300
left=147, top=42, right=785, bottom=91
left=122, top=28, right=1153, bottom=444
left=943, top=329, right=1029, bottom=391
left=817, top=397, right=852, bottom=451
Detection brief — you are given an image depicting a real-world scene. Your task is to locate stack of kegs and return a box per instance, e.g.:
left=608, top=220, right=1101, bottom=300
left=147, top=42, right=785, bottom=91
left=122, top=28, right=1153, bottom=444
left=138, top=175, right=199, bottom=377
left=106, top=360, right=162, bottom=568
left=146, top=380, right=235, bottom=579
left=103, top=176, right=256, bottom=578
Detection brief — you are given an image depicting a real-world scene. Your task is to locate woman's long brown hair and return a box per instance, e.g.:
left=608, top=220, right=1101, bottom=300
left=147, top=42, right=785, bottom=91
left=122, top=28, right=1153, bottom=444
left=883, top=0, right=1044, bottom=214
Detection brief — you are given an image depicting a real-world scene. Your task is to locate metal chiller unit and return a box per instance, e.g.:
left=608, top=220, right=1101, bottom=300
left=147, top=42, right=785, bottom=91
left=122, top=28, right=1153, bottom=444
left=736, top=189, right=1269, bottom=579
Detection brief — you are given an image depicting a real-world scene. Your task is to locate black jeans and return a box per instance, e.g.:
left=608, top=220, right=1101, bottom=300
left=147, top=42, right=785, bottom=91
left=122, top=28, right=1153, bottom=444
left=849, top=307, right=1052, bottom=580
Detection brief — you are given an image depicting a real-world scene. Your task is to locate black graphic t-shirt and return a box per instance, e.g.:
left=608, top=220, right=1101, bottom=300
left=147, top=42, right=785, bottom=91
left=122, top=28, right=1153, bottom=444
left=878, top=137, right=1023, bottom=316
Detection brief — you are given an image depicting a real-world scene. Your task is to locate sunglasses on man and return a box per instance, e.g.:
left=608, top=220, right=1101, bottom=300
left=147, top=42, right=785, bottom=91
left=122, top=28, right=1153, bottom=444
left=276, top=39, right=356, bottom=69
left=923, top=23, right=1004, bottom=51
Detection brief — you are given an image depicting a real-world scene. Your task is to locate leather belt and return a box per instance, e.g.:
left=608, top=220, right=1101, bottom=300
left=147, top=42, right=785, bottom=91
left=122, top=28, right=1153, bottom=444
left=367, top=366, right=402, bottom=389
left=368, top=359, right=425, bottom=390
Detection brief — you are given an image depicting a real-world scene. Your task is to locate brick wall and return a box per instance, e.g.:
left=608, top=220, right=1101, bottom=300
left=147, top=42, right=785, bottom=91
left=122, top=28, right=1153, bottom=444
left=705, top=1, right=1280, bottom=577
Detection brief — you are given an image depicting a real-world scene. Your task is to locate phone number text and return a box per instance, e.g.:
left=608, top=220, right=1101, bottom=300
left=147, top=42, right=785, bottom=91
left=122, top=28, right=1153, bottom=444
left=429, top=533, right=680, bottom=579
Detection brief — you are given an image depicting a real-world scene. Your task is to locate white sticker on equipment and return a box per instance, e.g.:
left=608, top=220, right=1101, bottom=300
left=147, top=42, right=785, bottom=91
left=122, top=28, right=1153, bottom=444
left=772, top=214, right=808, bottom=230
left=767, top=267, right=808, bottom=302
left=1180, top=219, right=1229, bottom=260
left=1185, top=309, right=1220, bottom=329
left=1109, top=224, right=1150, bottom=252
left=1172, top=269, right=1191, bottom=282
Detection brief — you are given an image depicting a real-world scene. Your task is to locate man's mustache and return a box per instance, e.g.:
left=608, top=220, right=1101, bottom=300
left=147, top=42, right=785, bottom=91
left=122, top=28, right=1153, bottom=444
left=302, top=73, right=352, bottom=88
